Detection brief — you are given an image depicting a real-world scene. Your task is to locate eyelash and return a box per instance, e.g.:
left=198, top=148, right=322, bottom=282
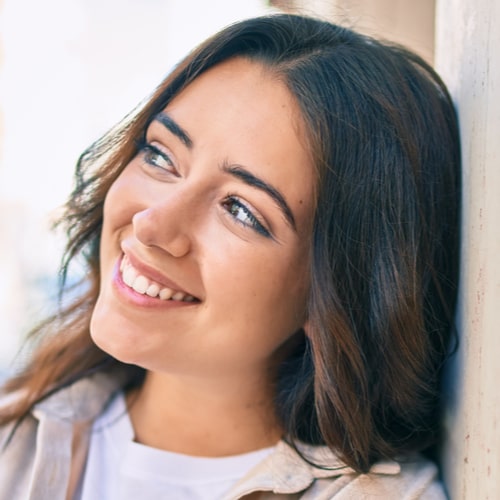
left=222, top=196, right=271, bottom=238
left=137, top=139, right=178, bottom=176
left=135, top=138, right=271, bottom=238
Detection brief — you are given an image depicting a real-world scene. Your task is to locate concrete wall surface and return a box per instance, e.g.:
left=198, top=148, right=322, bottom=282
left=436, top=0, right=500, bottom=498
left=293, top=0, right=435, bottom=62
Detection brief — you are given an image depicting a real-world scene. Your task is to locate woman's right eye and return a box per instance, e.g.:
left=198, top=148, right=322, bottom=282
left=140, top=142, right=179, bottom=177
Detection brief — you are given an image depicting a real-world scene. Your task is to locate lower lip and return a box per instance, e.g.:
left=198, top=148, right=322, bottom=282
left=111, top=256, right=197, bottom=309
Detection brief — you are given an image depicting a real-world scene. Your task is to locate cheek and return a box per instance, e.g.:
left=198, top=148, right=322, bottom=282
left=102, top=175, right=135, bottom=231
left=263, top=246, right=311, bottom=327
left=100, top=171, right=142, bottom=257
left=208, top=244, right=310, bottom=331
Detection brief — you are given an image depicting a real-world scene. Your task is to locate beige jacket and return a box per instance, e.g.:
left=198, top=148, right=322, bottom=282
left=0, top=371, right=447, bottom=499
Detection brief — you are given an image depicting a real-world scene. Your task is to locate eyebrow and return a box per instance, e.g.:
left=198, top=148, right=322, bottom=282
left=153, top=112, right=193, bottom=148
left=222, top=164, right=297, bottom=231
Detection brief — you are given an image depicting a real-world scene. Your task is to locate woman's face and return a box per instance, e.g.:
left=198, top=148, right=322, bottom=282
left=91, top=57, right=315, bottom=379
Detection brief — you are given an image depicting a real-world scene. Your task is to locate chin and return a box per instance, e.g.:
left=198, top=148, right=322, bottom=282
left=89, top=303, right=142, bottom=365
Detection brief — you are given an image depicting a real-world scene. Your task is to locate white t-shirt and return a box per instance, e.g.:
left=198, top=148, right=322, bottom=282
left=78, top=392, right=275, bottom=500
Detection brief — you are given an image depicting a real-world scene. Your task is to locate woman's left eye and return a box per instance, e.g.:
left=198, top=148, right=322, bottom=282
left=222, top=196, right=271, bottom=238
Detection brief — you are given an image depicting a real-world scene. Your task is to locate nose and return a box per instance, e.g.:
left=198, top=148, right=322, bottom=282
left=132, top=194, right=194, bottom=258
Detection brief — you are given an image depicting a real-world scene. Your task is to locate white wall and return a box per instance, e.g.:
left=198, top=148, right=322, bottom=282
left=436, top=0, right=500, bottom=497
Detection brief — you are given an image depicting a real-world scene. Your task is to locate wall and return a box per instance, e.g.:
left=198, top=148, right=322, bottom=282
left=436, top=0, right=500, bottom=497
left=292, top=0, right=435, bottom=63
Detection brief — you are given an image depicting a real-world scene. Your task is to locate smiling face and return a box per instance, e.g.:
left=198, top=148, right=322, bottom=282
left=90, top=57, right=315, bottom=380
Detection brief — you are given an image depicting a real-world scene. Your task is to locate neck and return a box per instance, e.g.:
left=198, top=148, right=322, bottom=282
left=127, top=369, right=282, bottom=457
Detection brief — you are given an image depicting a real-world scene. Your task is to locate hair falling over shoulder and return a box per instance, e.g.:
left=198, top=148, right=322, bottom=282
left=1, top=14, right=460, bottom=473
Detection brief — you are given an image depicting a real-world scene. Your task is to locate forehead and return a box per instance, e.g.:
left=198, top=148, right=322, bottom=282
left=160, top=57, right=316, bottom=231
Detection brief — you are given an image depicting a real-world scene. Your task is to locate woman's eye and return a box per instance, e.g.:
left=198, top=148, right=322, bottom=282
left=140, top=143, right=178, bottom=176
left=222, top=196, right=271, bottom=238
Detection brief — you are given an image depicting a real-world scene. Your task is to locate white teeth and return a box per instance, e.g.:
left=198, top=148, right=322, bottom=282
left=132, top=275, right=149, bottom=294
left=146, top=283, right=160, bottom=297
left=123, top=267, right=138, bottom=287
left=120, top=255, right=196, bottom=302
left=159, top=288, right=174, bottom=300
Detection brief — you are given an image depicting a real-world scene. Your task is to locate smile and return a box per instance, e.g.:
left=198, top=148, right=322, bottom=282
left=120, top=254, right=198, bottom=303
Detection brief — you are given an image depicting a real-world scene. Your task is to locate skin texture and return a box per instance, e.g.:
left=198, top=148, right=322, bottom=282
left=89, top=58, right=315, bottom=455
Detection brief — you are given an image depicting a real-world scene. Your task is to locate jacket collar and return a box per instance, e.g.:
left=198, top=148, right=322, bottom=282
left=224, top=440, right=400, bottom=498
left=32, top=368, right=129, bottom=423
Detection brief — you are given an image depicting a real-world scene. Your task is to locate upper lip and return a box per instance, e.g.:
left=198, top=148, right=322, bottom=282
left=120, top=244, right=200, bottom=300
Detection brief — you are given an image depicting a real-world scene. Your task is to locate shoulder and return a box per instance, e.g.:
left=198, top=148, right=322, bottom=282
left=0, top=389, right=28, bottom=448
left=0, top=368, right=130, bottom=446
left=0, top=370, right=129, bottom=500
left=305, top=454, right=447, bottom=499
left=0, top=388, right=26, bottom=413
left=0, top=394, right=38, bottom=500
left=227, top=441, right=447, bottom=499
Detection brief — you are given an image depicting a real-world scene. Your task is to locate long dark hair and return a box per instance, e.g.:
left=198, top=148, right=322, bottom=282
left=1, top=14, right=460, bottom=473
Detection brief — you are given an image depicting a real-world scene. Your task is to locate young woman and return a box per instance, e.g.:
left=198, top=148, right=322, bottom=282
left=0, top=14, right=460, bottom=499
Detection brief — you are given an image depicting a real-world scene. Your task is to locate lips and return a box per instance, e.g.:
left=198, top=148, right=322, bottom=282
left=119, top=254, right=198, bottom=303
